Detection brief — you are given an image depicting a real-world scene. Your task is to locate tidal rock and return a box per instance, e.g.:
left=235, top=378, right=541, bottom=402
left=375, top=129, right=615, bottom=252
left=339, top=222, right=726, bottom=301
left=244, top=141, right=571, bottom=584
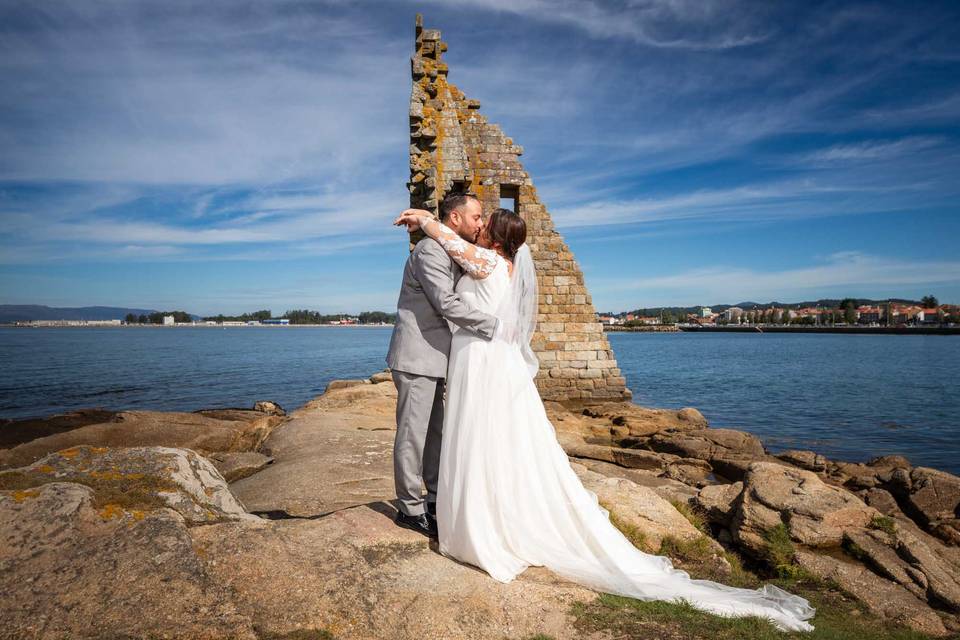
left=647, top=428, right=777, bottom=481
left=552, top=402, right=707, bottom=443
left=599, top=403, right=709, bottom=436
left=694, top=481, right=744, bottom=527
left=191, top=504, right=597, bottom=640
left=829, top=461, right=885, bottom=489
left=558, top=432, right=678, bottom=471
left=0, top=408, right=284, bottom=470
left=369, top=369, right=395, bottom=384
left=896, top=527, right=960, bottom=611
left=868, top=454, right=912, bottom=469
left=794, top=550, right=948, bottom=636
left=775, top=449, right=828, bottom=472
left=569, top=456, right=699, bottom=504
left=662, top=458, right=714, bottom=487
left=2, top=445, right=258, bottom=524
left=208, top=451, right=274, bottom=482
left=861, top=487, right=905, bottom=517
left=252, top=400, right=286, bottom=415
left=304, top=377, right=398, bottom=418
left=0, top=482, right=258, bottom=639
left=234, top=381, right=399, bottom=517
left=649, top=428, right=766, bottom=459
left=843, top=528, right=927, bottom=598
left=0, top=408, right=117, bottom=449
left=324, top=378, right=371, bottom=392
left=890, top=467, right=960, bottom=545
left=731, top=462, right=878, bottom=556
left=572, top=462, right=721, bottom=555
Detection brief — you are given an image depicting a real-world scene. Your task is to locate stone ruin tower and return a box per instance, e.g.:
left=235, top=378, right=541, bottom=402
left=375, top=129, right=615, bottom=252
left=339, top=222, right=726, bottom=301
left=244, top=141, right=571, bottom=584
left=407, top=15, right=631, bottom=404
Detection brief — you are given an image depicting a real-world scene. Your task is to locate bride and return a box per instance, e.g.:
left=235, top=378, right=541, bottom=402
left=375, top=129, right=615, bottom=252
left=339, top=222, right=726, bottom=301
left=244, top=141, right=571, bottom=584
left=393, top=205, right=816, bottom=633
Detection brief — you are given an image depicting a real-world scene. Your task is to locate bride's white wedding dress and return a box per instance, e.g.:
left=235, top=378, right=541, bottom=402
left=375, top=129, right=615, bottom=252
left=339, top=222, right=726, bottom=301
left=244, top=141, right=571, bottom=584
left=434, top=243, right=816, bottom=633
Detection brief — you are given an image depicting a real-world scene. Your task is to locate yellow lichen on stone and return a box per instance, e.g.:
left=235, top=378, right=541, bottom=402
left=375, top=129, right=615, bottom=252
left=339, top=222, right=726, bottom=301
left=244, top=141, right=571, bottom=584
left=89, top=470, right=126, bottom=481
left=59, top=447, right=81, bottom=459
left=12, top=489, right=41, bottom=503
left=98, top=503, right=125, bottom=520
left=37, top=465, right=55, bottom=473
left=90, top=446, right=108, bottom=454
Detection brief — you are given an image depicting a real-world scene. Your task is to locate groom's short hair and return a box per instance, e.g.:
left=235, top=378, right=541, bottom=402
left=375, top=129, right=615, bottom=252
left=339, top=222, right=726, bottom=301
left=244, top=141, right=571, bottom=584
left=439, top=192, right=479, bottom=222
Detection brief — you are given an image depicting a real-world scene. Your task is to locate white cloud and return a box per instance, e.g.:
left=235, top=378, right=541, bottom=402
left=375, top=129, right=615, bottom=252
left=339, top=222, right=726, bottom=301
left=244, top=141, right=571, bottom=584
left=428, top=0, right=773, bottom=50
left=799, top=136, right=944, bottom=164
left=549, top=179, right=932, bottom=229
left=590, top=251, right=960, bottom=308
left=0, top=3, right=410, bottom=186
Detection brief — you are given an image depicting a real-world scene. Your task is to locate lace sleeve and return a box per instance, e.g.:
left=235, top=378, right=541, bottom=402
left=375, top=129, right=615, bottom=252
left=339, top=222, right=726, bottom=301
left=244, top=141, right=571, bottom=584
left=421, top=217, right=500, bottom=279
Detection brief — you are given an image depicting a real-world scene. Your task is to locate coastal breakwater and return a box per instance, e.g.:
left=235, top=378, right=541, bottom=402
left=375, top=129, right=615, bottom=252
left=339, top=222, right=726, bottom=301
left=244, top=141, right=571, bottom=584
left=3, top=373, right=960, bottom=638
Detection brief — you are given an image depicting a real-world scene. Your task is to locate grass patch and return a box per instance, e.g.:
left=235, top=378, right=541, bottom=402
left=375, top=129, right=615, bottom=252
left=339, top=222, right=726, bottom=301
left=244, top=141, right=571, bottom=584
left=600, top=499, right=652, bottom=552
left=0, top=468, right=178, bottom=515
left=870, top=514, right=897, bottom=535
left=257, top=630, right=336, bottom=640
left=670, top=498, right=710, bottom=534
left=571, top=527, right=933, bottom=640
left=571, top=576, right=939, bottom=640
left=761, top=522, right=796, bottom=571
left=659, top=534, right=715, bottom=563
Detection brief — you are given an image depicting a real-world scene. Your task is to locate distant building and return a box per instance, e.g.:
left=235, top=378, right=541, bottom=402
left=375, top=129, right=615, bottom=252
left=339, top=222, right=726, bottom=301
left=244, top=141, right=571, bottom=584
left=162, top=315, right=175, bottom=326
left=918, top=308, right=942, bottom=324
left=857, top=306, right=882, bottom=324
left=262, top=318, right=290, bottom=325
left=699, top=307, right=712, bottom=318
left=723, top=307, right=743, bottom=322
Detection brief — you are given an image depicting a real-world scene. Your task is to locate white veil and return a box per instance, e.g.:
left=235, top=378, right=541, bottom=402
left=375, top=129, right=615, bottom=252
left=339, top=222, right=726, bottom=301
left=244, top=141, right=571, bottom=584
left=494, top=243, right=539, bottom=378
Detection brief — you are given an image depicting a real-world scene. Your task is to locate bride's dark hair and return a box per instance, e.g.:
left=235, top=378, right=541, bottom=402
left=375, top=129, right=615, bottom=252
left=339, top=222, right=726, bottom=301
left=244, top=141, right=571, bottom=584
left=486, top=208, right=526, bottom=261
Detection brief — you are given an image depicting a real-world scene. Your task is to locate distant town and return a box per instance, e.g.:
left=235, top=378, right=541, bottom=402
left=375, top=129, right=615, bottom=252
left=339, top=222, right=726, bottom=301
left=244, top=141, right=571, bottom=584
left=3, top=296, right=958, bottom=329
left=6, top=308, right=397, bottom=328
left=598, top=296, right=959, bottom=329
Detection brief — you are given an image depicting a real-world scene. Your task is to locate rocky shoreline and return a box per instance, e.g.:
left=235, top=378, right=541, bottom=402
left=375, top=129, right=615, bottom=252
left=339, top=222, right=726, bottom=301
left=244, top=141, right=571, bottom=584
left=3, top=371, right=960, bottom=639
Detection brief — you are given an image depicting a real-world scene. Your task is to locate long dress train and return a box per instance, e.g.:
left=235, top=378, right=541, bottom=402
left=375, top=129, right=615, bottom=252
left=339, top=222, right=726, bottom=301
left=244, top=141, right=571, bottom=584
left=436, top=254, right=815, bottom=633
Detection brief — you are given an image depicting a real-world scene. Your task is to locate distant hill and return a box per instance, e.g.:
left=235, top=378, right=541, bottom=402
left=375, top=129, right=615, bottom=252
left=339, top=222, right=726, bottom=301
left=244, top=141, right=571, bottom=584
left=0, top=305, right=160, bottom=323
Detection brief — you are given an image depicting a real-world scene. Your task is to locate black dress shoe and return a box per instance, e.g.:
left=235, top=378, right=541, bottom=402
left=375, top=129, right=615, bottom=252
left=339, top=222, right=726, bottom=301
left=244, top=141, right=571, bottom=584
left=395, top=510, right=438, bottom=538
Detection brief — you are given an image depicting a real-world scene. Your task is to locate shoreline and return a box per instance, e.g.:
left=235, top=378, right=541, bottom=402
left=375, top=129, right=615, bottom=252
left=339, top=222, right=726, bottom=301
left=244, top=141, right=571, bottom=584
left=3, top=323, right=395, bottom=329
left=604, top=324, right=959, bottom=335
left=678, top=325, right=959, bottom=335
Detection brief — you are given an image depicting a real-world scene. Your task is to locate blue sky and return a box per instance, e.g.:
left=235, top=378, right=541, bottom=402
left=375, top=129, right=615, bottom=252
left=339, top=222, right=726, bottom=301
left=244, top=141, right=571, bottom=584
left=1, top=0, right=958, bottom=316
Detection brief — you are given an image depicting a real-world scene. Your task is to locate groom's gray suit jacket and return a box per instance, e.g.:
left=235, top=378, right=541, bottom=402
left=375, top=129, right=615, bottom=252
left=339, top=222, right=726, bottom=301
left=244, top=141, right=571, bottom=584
left=386, top=238, right=497, bottom=377
left=386, top=237, right=497, bottom=517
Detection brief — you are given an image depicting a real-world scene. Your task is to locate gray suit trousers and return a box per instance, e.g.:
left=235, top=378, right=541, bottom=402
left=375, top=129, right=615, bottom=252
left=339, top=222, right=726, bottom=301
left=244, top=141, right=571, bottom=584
left=392, top=368, right=445, bottom=516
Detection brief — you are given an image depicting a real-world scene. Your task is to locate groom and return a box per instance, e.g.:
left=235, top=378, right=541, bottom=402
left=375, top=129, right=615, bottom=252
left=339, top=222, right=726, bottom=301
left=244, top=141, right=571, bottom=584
left=386, top=192, right=500, bottom=537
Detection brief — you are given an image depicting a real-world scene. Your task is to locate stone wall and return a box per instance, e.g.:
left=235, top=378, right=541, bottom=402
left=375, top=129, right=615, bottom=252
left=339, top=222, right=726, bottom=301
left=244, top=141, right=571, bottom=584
left=407, top=15, right=631, bottom=403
